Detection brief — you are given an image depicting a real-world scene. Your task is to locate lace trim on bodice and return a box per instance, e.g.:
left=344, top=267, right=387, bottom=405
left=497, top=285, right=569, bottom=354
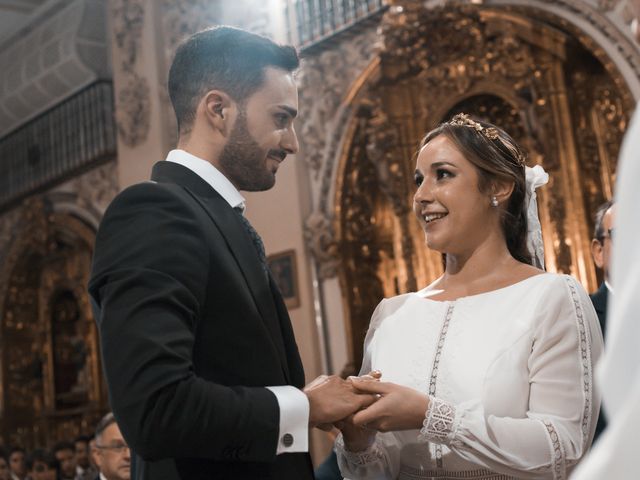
left=421, top=303, right=456, bottom=468
left=541, top=420, right=566, bottom=480
left=564, top=276, right=594, bottom=450
left=399, top=465, right=518, bottom=479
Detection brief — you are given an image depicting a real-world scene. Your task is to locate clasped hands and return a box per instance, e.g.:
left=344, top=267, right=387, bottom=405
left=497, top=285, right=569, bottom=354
left=304, top=372, right=430, bottom=451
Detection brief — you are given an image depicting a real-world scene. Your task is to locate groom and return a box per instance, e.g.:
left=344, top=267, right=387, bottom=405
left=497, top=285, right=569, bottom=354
left=89, top=26, right=373, bottom=480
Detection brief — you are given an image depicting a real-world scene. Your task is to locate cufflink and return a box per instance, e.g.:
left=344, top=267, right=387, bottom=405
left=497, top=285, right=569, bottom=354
left=281, top=433, right=294, bottom=447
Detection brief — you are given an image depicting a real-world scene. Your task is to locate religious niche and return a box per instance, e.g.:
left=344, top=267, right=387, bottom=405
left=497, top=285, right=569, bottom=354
left=50, top=290, right=90, bottom=410
left=0, top=202, right=106, bottom=449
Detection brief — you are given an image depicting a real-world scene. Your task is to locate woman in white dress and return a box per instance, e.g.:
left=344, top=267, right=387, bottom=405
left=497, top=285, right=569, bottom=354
left=335, top=114, right=604, bottom=480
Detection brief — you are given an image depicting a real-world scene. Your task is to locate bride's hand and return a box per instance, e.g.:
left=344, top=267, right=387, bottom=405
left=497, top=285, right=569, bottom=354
left=335, top=414, right=377, bottom=452
left=333, top=370, right=382, bottom=451
left=349, top=377, right=430, bottom=432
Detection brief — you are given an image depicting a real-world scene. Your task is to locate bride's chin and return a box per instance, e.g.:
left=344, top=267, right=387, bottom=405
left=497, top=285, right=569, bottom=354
left=425, top=236, right=446, bottom=252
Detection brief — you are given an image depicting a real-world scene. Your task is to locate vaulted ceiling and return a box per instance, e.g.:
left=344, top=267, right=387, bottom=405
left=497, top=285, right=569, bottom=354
left=0, top=0, right=52, bottom=45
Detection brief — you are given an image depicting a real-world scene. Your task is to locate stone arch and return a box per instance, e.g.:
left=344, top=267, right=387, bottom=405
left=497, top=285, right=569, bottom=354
left=0, top=197, right=107, bottom=448
left=328, top=2, right=635, bottom=370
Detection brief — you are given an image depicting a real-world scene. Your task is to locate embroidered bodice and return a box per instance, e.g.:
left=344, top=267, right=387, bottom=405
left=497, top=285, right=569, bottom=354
left=336, top=273, right=603, bottom=480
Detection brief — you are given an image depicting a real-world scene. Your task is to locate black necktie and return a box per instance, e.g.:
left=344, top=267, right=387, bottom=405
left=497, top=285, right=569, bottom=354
left=234, top=207, right=268, bottom=274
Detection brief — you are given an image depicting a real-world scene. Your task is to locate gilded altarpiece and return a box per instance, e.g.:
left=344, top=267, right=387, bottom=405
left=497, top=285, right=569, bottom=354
left=334, top=3, right=632, bottom=370
left=0, top=199, right=107, bottom=448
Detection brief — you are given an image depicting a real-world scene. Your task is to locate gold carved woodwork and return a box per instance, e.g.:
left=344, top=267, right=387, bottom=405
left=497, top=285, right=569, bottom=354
left=0, top=199, right=106, bottom=449
left=332, top=2, right=632, bottom=370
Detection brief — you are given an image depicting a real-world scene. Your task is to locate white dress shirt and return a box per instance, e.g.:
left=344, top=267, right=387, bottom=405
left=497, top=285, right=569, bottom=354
left=166, top=149, right=310, bottom=454
left=570, top=106, right=640, bottom=477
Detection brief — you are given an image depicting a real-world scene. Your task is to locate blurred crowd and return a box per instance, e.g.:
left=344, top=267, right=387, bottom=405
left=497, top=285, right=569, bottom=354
left=0, top=413, right=129, bottom=480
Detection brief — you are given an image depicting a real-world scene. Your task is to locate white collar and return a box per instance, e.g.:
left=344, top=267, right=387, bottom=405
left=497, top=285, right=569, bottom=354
left=165, top=149, right=246, bottom=211
left=605, top=279, right=613, bottom=294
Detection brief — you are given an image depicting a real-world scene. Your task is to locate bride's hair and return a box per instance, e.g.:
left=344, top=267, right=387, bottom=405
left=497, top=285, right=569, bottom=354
left=419, top=115, right=532, bottom=265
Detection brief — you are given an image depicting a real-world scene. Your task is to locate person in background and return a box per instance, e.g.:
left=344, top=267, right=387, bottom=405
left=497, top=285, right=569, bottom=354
left=589, top=200, right=615, bottom=442
left=52, top=442, right=78, bottom=480
left=25, top=450, right=57, bottom=480
left=8, top=447, right=26, bottom=480
left=94, top=413, right=129, bottom=480
left=74, top=436, right=97, bottom=480
left=0, top=450, right=10, bottom=480
left=87, top=439, right=98, bottom=477
left=589, top=201, right=615, bottom=334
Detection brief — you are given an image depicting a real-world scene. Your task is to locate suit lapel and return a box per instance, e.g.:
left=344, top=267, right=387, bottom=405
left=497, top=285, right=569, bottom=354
left=151, top=161, right=292, bottom=383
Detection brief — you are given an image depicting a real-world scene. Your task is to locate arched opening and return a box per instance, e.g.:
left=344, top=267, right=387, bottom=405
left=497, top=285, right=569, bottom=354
left=334, top=4, right=633, bottom=370
left=0, top=203, right=107, bottom=448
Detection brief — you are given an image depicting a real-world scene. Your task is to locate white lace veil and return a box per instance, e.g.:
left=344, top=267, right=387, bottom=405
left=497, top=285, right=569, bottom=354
left=524, top=165, right=549, bottom=269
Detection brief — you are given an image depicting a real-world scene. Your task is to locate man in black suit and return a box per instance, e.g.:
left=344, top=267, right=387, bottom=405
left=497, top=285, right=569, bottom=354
left=589, top=200, right=615, bottom=441
left=89, top=26, right=373, bottom=480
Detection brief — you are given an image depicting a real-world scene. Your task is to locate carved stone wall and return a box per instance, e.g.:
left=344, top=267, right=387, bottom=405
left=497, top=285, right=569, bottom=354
left=110, top=0, right=150, bottom=148
left=298, top=25, right=380, bottom=282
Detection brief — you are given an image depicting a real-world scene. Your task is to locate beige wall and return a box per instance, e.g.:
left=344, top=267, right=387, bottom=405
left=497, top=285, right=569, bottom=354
left=244, top=153, right=334, bottom=463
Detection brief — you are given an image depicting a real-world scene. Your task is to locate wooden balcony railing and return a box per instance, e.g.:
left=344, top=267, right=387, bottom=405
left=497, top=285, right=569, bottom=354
left=0, top=81, right=116, bottom=211
left=287, top=0, right=387, bottom=51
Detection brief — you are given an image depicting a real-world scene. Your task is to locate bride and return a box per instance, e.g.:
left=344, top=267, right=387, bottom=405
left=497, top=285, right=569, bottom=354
left=335, top=114, right=603, bottom=479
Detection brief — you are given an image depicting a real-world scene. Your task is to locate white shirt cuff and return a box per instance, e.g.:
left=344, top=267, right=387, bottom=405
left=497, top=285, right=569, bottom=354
left=266, top=385, right=309, bottom=454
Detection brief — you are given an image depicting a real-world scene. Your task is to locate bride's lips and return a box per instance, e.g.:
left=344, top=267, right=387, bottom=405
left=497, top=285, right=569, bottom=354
left=422, top=212, right=448, bottom=227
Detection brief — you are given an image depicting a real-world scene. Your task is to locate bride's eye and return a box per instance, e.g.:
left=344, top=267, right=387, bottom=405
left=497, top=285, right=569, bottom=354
left=414, top=173, right=423, bottom=186
left=436, top=168, right=453, bottom=180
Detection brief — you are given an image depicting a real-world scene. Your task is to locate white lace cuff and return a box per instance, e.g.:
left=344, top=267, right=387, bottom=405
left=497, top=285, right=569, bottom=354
left=418, top=396, right=460, bottom=445
left=335, top=433, right=384, bottom=466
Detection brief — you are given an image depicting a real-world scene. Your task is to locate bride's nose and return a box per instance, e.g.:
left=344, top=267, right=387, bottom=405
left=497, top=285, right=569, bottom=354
left=414, top=181, right=434, bottom=206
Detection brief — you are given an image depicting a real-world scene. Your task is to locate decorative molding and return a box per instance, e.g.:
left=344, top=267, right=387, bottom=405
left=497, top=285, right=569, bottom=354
left=115, top=73, right=151, bottom=148
left=515, top=0, right=640, bottom=98
left=112, top=0, right=145, bottom=72
left=304, top=211, right=340, bottom=280
left=297, top=26, right=379, bottom=178
left=72, top=162, right=119, bottom=216
left=597, top=0, right=621, bottom=11
left=111, top=0, right=150, bottom=148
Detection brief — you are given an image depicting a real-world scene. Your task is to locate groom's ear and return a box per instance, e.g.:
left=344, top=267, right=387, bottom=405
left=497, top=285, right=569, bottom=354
left=201, top=90, right=237, bottom=138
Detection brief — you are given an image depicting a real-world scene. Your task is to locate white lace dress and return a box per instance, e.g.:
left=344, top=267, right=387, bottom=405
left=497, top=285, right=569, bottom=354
left=336, top=273, right=603, bottom=480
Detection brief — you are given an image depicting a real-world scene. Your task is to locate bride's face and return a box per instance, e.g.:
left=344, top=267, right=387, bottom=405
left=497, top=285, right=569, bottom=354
left=413, top=135, right=495, bottom=254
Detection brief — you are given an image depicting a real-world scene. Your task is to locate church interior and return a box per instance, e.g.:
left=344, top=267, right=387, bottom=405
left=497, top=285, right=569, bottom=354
left=0, top=0, right=638, bottom=468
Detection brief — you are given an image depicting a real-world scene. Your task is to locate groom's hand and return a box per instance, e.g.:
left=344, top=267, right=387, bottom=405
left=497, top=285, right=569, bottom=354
left=304, top=375, right=377, bottom=428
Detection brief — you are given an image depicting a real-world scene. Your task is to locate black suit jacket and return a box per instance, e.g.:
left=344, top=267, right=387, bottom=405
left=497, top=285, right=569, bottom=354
left=589, top=282, right=609, bottom=442
left=89, top=161, right=314, bottom=480
left=589, top=282, right=608, bottom=340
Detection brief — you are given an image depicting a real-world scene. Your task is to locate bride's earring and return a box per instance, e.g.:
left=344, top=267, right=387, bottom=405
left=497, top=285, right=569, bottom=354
left=490, top=196, right=499, bottom=207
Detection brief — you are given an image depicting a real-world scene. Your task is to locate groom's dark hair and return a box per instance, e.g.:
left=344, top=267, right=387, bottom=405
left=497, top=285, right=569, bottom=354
left=168, top=26, right=299, bottom=135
